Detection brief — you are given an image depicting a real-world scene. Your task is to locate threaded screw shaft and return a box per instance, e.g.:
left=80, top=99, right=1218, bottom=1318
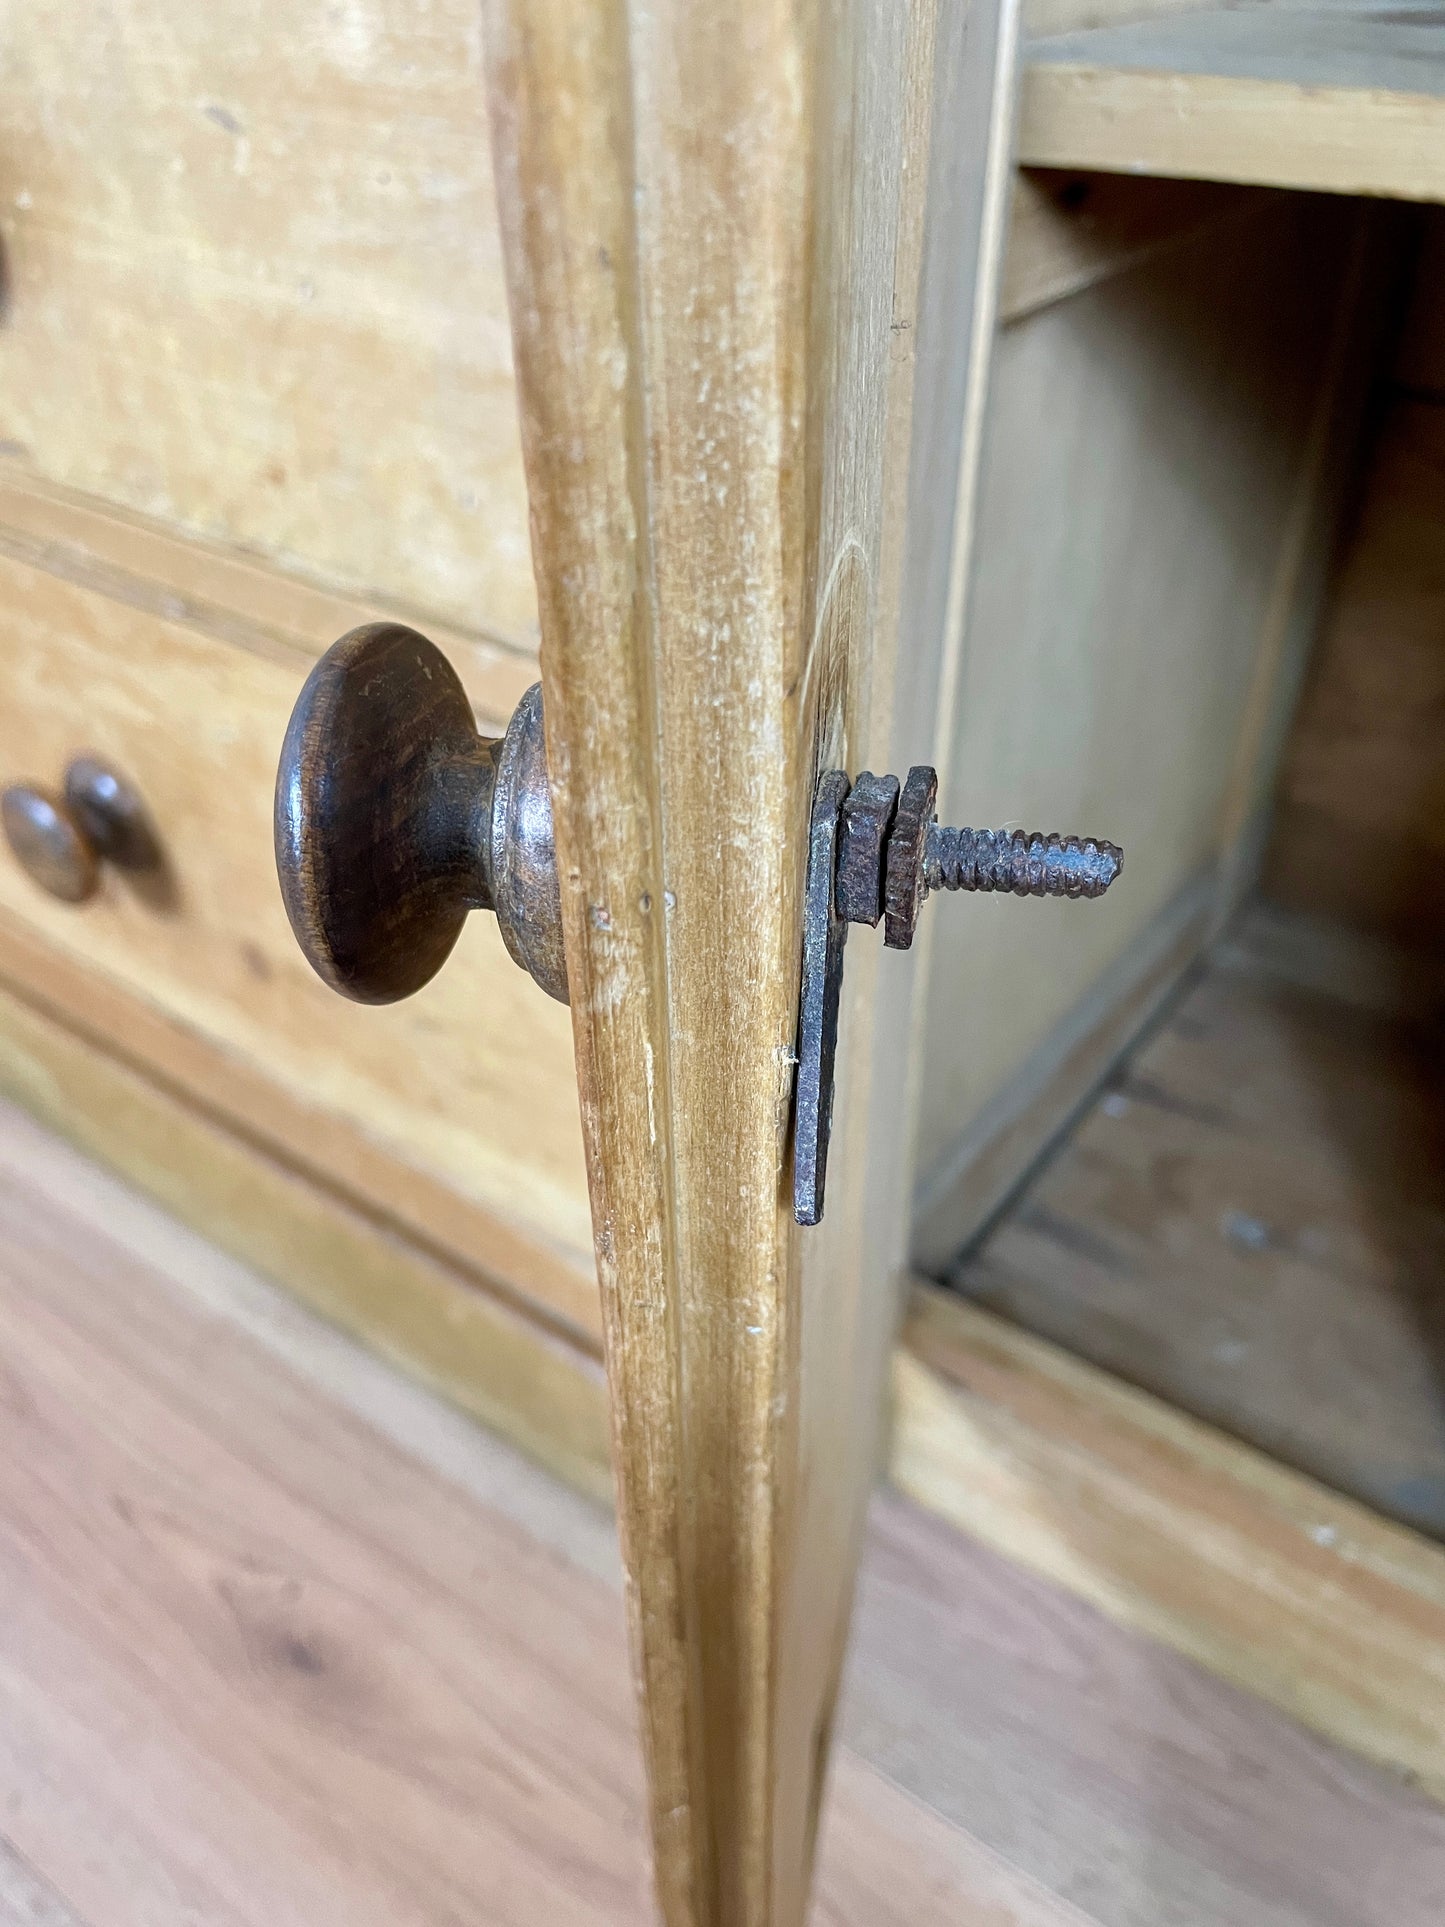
left=924, top=824, right=1122, bottom=900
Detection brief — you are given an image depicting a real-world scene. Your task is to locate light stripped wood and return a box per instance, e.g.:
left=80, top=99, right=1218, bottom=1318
left=1020, top=6, right=1445, bottom=203
left=0, top=1839, right=85, bottom=1927
left=0, top=468, right=539, bottom=728
left=912, top=870, right=1210, bottom=1272
left=1208, top=203, right=1390, bottom=923
left=1023, top=0, right=1236, bottom=32
left=0, top=549, right=597, bottom=1336
left=0, top=0, right=537, bottom=640
left=0, top=973, right=613, bottom=1501
left=1001, top=172, right=1271, bottom=326
left=1266, top=396, right=1445, bottom=950
left=949, top=922, right=1445, bottom=1539
left=480, top=0, right=1014, bottom=1917
left=895, top=1285, right=1445, bottom=1804
left=914, top=191, right=1365, bottom=1238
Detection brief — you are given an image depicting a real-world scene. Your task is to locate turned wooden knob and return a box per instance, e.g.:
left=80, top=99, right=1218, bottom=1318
left=274, top=623, right=567, bottom=1006
left=2, top=757, right=160, bottom=903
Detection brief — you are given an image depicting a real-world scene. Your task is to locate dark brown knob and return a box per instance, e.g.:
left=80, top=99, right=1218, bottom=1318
left=274, top=623, right=567, bottom=1006
left=2, top=758, right=158, bottom=903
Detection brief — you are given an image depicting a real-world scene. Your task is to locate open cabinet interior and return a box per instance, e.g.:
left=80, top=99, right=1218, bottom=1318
left=916, top=123, right=1445, bottom=1541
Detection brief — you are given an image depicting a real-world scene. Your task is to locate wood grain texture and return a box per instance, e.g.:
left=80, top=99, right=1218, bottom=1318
left=914, top=192, right=1363, bottom=1213
left=1020, top=6, right=1445, bottom=203
left=0, top=469, right=540, bottom=728
left=846, top=1486, right=1445, bottom=1927
left=7, top=1090, right=1444, bottom=1927
left=0, top=974, right=614, bottom=1501
left=912, top=872, right=1210, bottom=1272
left=1001, top=172, right=1272, bottom=326
left=897, top=1284, right=1445, bottom=1813
left=0, top=0, right=537, bottom=640
left=0, top=1092, right=1115, bottom=1927
left=948, top=913, right=1445, bottom=1542
left=1265, top=395, right=1445, bottom=950
left=0, top=1839, right=87, bottom=1927
left=274, top=625, right=499, bottom=1005
left=479, top=0, right=1013, bottom=1918
left=0, top=552, right=597, bottom=1335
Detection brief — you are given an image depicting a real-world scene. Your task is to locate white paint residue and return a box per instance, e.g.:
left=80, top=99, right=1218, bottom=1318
left=643, top=1037, right=657, bottom=1148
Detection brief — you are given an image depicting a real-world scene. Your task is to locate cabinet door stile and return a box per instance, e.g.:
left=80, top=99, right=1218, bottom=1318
left=479, top=2, right=1016, bottom=1920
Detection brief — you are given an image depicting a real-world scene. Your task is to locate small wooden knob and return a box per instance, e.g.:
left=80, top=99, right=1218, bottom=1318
left=2, top=786, right=97, bottom=902
left=274, top=623, right=567, bottom=1005
left=2, top=757, right=158, bottom=903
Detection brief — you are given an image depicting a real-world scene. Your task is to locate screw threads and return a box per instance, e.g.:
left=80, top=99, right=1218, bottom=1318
left=924, top=825, right=1122, bottom=900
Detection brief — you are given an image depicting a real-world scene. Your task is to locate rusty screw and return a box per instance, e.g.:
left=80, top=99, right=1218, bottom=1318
left=797, top=763, right=1123, bottom=1225
left=925, top=824, right=1123, bottom=900
left=835, top=765, right=1122, bottom=950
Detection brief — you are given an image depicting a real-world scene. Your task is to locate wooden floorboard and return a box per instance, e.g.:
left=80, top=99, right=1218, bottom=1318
left=949, top=908, right=1445, bottom=1541
left=844, top=1494, right=1445, bottom=1927
left=0, top=1098, right=1440, bottom=1924
left=0, top=1837, right=87, bottom=1927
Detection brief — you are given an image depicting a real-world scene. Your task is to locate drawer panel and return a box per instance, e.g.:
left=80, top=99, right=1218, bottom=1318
left=0, top=0, right=536, bottom=645
left=0, top=547, right=599, bottom=1337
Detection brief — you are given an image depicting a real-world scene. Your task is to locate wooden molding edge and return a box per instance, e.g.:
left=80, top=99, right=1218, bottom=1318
left=0, top=464, right=538, bottom=728
left=895, top=1283, right=1445, bottom=1805
left=1017, top=60, right=1445, bottom=206
left=0, top=978, right=613, bottom=1506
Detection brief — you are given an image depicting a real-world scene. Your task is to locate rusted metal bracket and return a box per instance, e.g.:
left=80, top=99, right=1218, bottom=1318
left=791, top=767, right=1123, bottom=1226
left=793, top=772, right=851, bottom=1227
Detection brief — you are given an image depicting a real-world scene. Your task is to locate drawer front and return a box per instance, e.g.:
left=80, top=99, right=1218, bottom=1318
left=0, top=548, right=599, bottom=1337
left=0, top=0, right=535, bottom=646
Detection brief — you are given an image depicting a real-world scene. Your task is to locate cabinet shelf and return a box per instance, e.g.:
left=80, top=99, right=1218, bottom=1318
left=1019, top=5, right=1445, bottom=204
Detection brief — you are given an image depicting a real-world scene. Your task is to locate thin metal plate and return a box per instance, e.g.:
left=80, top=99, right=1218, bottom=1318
left=793, top=769, right=850, bottom=1226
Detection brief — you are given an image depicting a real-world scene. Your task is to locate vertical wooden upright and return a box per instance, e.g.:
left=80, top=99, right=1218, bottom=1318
left=480, top=1, right=1016, bottom=1920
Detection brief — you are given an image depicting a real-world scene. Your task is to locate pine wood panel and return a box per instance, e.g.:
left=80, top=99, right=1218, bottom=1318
left=480, top=0, right=1016, bottom=1916
left=946, top=917, right=1445, bottom=1542
left=0, top=471, right=540, bottom=728
left=1001, top=172, right=1271, bottom=326
left=898, top=1284, right=1445, bottom=1811
left=0, top=0, right=538, bottom=641
left=1265, top=395, right=1445, bottom=950
left=913, top=191, right=1365, bottom=1226
left=0, top=549, right=597, bottom=1337
left=1020, top=6, right=1445, bottom=203
left=0, top=973, right=613, bottom=1500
